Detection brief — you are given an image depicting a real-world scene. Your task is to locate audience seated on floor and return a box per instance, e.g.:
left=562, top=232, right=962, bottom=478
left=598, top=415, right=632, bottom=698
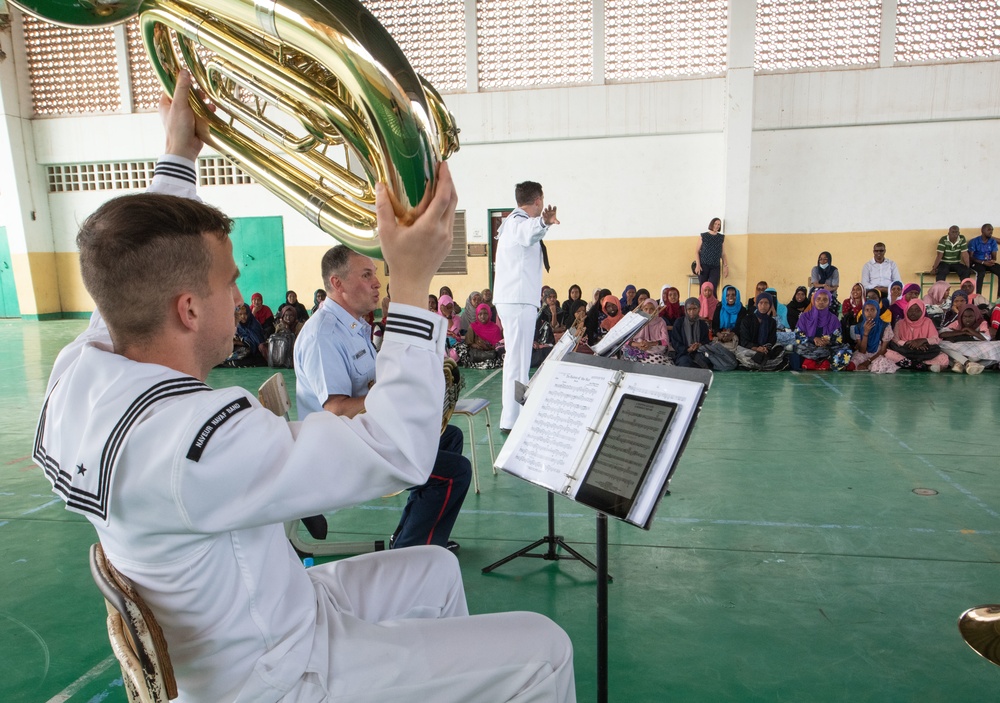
left=622, top=298, right=670, bottom=365
left=562, top=284, right=587, bottom=322
left=849, top=299, right=895, bottom=373
left=310, top=288, right=326, bottom=315
left=736, top=293, right=786, bottom=371
left=250, top=292, right=275, bottom=337
left=698, top=282, right=719, bottom=324
left=277, top=290, right=310, bottom=322
left=659, top=286, right=683, bottom=329
left=224, top=303, right=269, bottom=368
left=670, top=298, right=714, bottom=369
left=746, top=281, right=768, bottom=314
left=840, top=282, right=866, bottom=340
left=939, top=303, right=1000, bottom=374
left=584, top=289, right=614, bottom=345
left=786, top=286, right=809, bottom=330
left=620, top=285, right=639, bottom=314
left=480, top=288, right=498, bottom=322
left=790, top=289, right=851, bottom=371
left=457, top=303, right=504, bottom=369
left=459, top=291, right=482, bottom=333
left=884, top=299, right=949, bottom=372
left=538, top=288, right=568, bottom=340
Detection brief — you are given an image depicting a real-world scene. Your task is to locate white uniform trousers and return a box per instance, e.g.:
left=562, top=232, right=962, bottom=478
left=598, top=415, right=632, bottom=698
left=496, top=303, right=539, bottom=430
left=288, top=546, right=576, bottom=702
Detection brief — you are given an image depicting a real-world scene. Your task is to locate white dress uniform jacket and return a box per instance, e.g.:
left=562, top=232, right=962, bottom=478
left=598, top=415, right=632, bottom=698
left=492, top=208, right=549, bottom=306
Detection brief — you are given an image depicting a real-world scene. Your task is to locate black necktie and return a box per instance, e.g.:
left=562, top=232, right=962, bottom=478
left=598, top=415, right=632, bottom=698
left=540, top=240, right=550, bottom=272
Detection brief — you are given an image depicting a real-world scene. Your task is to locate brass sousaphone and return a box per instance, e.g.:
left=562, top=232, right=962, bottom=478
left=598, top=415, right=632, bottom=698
left=11, top=0, right=460, bottom=259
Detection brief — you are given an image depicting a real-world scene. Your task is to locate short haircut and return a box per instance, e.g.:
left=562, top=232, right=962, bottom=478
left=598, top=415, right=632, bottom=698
left=320, top=244, right=361, bottom=293
left=515, top=181, right=543, bottom=207
left=77, top=193, right=232, bottom=347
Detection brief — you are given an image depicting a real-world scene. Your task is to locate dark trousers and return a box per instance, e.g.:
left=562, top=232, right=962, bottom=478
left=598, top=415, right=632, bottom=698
left=392, top=425, right=471, bottom=549
left=971, top=263, right=998, bottom=294
left=936, top=261, right=971, bottom=281
left=698, top=264, right=721, bottom=293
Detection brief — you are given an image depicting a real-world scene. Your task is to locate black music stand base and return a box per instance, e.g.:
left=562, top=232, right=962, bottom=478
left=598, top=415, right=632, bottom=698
left=482, top=493, right=612, bottom=581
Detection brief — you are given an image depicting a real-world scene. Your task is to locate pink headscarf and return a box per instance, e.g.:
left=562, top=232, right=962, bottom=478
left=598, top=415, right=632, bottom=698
left=959, top=277, right=988, bottom=306
left=699, top=282, right=719, bottom=320
left=922, top=280, right=950, bottom=306
left=893, top=299, right=939, bottom=343
left=438, top=294, right=461, bottom=335
left=469, top=303, right=503, bottom=346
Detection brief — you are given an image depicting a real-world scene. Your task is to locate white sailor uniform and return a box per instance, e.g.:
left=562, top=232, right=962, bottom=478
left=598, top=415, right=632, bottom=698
left=31, top=159, right=576, bottom=702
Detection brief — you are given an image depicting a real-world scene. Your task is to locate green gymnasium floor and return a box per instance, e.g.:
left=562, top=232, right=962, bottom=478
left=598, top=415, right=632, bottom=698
left=2, top=318, right=999, bottom=702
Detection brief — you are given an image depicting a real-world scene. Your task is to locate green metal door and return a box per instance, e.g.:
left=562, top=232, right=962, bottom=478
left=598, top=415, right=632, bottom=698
left=0, top=227, right=21, bottom=318
left=230, top=217, right=286, bottom=313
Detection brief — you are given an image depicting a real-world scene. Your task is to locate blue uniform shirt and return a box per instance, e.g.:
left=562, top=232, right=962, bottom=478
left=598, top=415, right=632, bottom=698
left=293, top=297, right=376, bottom=418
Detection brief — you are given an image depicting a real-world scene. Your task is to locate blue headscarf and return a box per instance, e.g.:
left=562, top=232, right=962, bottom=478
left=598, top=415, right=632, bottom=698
left=718, top=285, right=743, bottom=330
left=236, top=303, right=267, bottom=350
left=754, top=293, right=776, bottom=346
left=852, top=299, right=887, bottom=353
left=620, top=285, right=637, bottom=311
left=765, top=287, right=789, bottom=328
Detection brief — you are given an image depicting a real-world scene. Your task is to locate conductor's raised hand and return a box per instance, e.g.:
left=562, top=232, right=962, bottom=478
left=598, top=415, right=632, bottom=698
left=159, top=70, right=210, bottom=162
left=377, top=163, right=458, bottom=308
left=542, top=205, right=560, bottom=226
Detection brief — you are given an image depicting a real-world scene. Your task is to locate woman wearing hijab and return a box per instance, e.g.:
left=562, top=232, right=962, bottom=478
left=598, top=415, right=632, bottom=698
left=620, top=285, right=639, bottom=314
left=277, top=290, right=309, bottom=323
left=712, top=285, right=746, bottom=337
left=437, top=294, right=463, bottom=351
left=669, top=298, right=712, bottom=368
left=809, top=251, right=840, bottom=300
left=923, top=280, right=951, bottom=307
left=250, top=292, right=275, bottom=336
left=562, top=284, right=587, bottom=321
left=791, top=289, right=851, bottom=370
left=848, top=299, right=894, bottom=372
left=659, top=286, right=684, bottom=328
left=736, top=293, right=786, bottom=371
left=939, top=291, right=968, bottom=329
left=225, top=303, right=268, bottom=367
left=888, top=283, right=921, bottom=326
left=537, top=288, right=568, bottom=340
left=939, top=303, right=1000, bottom=374
left=459, top=291, right=482, bottom=333
left=953, top=277, right=988, bottom=308
left=698, top=281, right=719, bottom=323
left=840, top=283, right=866, bottom=339
left=310, top=289, right=326, bottom=315
left=584, top=289, right=615, bottom=345
left=457, top=303, right=505, bottom=369
left=884, top=299, right=949, bottom=371
left=623, top=298, right=671, bottom=364
left=786, top=286, right=809, bottom=329
left=766, top=287, right=794, bottom=349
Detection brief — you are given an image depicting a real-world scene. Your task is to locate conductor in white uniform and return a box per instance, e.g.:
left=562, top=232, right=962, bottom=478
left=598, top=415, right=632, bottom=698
left=32, top=73, right=576, bottom=703
left=493, top=181, right=559, bottom=431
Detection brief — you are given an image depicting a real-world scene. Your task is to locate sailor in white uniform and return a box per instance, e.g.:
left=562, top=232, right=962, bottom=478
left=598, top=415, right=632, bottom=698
left=32, top=72, right=575, bottom=703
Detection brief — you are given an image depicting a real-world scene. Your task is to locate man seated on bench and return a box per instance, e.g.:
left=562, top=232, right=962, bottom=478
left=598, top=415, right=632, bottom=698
left=931, top=225, right=971, bottom=282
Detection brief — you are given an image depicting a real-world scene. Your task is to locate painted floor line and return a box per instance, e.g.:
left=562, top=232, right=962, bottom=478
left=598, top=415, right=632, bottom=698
left=44, top=655, right=116, bottom=703
left=461, top=368, right=501, bottom=398
left=812, top=375, right=1000, bottom=520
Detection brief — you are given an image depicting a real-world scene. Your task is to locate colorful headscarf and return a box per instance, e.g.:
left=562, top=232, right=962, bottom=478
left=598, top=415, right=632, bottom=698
left=718, top=285, right=743, bottom=330
left=659, top=285, right=683, bottom=321
left=853, top=299, right=887, bottom=353
left=923, top=280, right=950, bottom=306
left=470, top=303, right=503, bottom=346
left=600, top=295, right=624, bottom=331
left=796, top=289, right=840, bottom=338
left=893, top=299, right=938, bottom=343
left=699, top=282, right=719, bottom=320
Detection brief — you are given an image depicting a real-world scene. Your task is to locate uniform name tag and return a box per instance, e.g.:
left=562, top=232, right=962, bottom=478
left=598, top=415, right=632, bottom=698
left=186, top=397, right=251, bottom=462
left=354, top=349, right=366, bottom=360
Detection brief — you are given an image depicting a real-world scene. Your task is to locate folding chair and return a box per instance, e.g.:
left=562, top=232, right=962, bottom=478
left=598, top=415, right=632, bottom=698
left=451, top=397, right=497, bottom=493
left=90, top=543, right=177, bottom=703
left=257, top=373, right=384, bottom=556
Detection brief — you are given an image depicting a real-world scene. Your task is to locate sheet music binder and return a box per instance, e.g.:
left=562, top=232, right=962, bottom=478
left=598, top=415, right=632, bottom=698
left=495, top=353, right=712, bottom=529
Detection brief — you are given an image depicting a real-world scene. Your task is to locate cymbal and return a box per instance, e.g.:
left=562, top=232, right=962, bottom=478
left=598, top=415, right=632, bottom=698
left=959, top=605, right=1000, bottom=666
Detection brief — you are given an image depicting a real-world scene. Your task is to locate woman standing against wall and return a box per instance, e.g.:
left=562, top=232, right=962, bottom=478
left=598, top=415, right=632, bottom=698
left=694, top=217, right=728, bottom=292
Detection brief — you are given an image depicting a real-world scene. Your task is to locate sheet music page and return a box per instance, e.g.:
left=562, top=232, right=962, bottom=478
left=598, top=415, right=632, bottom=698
left=522, top=328, right=580, bottom=401
left=564, top=373, right=704, bottom=526
left=590, top=310, right=651, bottom=356
left=495, top=362, right=615, bottom=492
